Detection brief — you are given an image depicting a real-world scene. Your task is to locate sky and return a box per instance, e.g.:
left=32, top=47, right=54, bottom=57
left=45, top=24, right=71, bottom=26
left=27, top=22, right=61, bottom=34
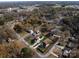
left=0, top=0, right=79, bottom=2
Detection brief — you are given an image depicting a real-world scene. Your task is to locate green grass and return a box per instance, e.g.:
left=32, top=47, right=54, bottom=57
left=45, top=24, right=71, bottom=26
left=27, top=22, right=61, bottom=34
left=38, top=47, right=45, bottom=51
left=37, top=47, right=46, bottom=53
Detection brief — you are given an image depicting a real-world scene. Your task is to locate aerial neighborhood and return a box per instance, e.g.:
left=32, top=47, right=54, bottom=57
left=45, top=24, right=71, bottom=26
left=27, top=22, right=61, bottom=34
left=0, top=1, right=78, bottom=58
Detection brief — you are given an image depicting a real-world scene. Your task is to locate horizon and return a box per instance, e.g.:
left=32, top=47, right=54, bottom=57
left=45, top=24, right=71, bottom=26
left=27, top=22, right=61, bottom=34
left=0, top=0, right=78, bottom=2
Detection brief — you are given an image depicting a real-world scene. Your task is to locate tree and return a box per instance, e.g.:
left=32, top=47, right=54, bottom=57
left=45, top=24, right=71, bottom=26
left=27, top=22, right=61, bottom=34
left=13, top=25, right=22, bottom=33
left=20, top=47, right=33, bottom=58
left=0, top=20, right=4, bottom=25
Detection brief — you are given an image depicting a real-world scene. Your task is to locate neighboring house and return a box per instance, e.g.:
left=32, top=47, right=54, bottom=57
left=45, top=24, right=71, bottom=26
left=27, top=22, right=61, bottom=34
left=62, top=47, right=71, bottom=58
left=61, top=37, right=78, bottom=58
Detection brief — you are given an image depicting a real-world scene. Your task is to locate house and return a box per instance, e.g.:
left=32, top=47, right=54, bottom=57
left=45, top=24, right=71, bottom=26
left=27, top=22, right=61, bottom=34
left=68, top=37, right=79, bottom=43
left=45, top=28, right=61, bottom=38
left=30, top=30, right=36, bottom=36
left=52, top=46, right=62, bottom=57
left=66, top=42, right=76, bottom=49
left=66, top=37, right=79, bottom=49
left=62, top=47, right=71, bottom=58
left=43, top=38, right=52, bottom=47
left=61, top=37, right=78, bottom=58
